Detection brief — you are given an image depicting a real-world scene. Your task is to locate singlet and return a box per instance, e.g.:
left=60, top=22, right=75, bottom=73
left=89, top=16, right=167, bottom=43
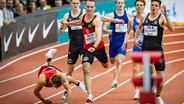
left=143, top=13, right=164, bottom=51
left=67, top=9, right=83, bottom=45
left=38, top=65, right=62, bottom=87
left=82, top=14, right=104, bottom=50
left=109, top=10, right=129, bottom=41
left=133, top=16, right=144, bottom=43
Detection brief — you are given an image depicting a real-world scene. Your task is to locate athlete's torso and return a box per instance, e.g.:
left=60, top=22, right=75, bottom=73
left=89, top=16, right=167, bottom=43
left=82, top=14, right=104, bottom=50
left=143, top=13, right=164, bottom=50
left=68, top=9, right=83, bottom=45
left=110, top=10, right=129, bottom=41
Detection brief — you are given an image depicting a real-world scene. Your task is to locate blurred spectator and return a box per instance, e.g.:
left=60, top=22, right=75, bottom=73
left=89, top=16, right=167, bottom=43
left=37, top=0, right=51, bottom=11
left=26, top=0, right=37, bottom=14
left=0, top=0, right=4, bottom=28
left=2, top=0, right=16, bottom=26
left=55, top=0, right=62, bottom=7
left=12, top=0, right=20, bottom=13
left=14, top=3, right=26, bottom=17
left=62, top=0, right=70, bottom=5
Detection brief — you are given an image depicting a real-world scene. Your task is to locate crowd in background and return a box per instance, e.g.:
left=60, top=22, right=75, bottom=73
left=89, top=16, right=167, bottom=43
left=0, top=0, right=86, bottom=27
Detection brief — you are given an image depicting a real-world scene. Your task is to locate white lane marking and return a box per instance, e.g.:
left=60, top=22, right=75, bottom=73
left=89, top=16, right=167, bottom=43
left=1, top=32, right=184, bottom=70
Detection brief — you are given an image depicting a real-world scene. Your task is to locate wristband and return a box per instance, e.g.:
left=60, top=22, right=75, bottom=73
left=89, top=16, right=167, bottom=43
left=91, top=46, right=96, bottom=49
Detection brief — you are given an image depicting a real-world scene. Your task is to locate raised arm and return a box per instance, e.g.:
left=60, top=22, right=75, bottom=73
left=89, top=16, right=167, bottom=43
left=102, top=13, right=113, bottom=34
left=161, top=5, right=174, bottom=32
left=59, top=13, right=69, bottom=34
left=101, top=15, right=124, bottom=24
left=123, top=15, right=133, bottom=45
left=93, top=17, right=102, bottom=49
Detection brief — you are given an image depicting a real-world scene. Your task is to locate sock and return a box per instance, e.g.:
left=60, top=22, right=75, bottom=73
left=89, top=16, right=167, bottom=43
left=156, top=94, right=160, bottom=97
left=76, top=81, right=80, bottom=86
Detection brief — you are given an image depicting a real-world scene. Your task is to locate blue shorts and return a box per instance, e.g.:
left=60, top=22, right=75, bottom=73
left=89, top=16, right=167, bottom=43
left=133, top=41, right=143, bottom=52
left=109, top=41, right=127, bottom=58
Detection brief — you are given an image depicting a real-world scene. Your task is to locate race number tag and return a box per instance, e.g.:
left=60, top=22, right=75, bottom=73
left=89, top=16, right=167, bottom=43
left=70, top=25, right=82, bottom=30
left=84, top=32, right=96, bottom=44
left=115, top=24, right=127, bottom=32
left=144, top=26, right=158, bottom=36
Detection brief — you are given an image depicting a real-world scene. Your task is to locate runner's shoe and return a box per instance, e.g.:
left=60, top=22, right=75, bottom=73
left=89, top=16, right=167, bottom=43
left=111, top=81, right=118, bottom=88
left=133, top=90, right=140, bottom=100
left=156, top=96, right=166, bottom=104
left=45, top=49, right=57, bottom=60
left=86, top=96, right=94, bottom=104
left=78, top=80, right=87, bottom=93
left=61, top=91, right=67, bottom=100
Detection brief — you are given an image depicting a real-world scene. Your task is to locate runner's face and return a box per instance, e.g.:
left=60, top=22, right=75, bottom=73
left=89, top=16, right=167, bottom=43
left=135, top=1, right=145, bottom=14
left=150, top=1, right=160, bottom=14
left=71, top=0, right=80, bottom=11
left=116, top=0, right=125, bottom=10
left=85, top=1, right=95, bottom=15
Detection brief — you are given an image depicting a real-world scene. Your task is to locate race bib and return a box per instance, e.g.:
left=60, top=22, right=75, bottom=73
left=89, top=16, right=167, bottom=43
left=70, top=25, right=82, bottom=30
left=144, top=26, right=158, bottom=36
left=84, top=32, right=96, bottom=44
left=115, top=24, right=127, bottom=32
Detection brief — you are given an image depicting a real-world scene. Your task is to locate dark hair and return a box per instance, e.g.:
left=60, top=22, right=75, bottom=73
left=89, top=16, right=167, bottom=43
left=151, top=0, right=162, bottom=6
left=134, top=0, right=146, bottom=6
left=115, top=0, right=126, bottom=4
left=51, top=74, right=62, bottom=87
left=86, top=0, right=95, bottom=3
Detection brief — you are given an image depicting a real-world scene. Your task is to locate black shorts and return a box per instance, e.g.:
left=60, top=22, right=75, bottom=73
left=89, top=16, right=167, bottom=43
left=82, top=46, right=108, bottom=65
left=68, top=43, right=83, bottom=64
left=142, top=49, right=165, bottom=71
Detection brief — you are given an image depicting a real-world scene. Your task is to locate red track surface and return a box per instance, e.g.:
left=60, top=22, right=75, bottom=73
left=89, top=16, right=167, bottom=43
left=0, top=27, right=184, bottom=104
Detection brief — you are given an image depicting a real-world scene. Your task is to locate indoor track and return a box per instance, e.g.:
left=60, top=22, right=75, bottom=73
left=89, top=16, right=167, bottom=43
left=0, top=26, right=184, bottom=104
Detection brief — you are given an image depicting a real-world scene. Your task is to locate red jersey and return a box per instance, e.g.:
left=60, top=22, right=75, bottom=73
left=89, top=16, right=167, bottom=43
left=38, top=65, right=57, bottom=79
left=82, top=14, right=104, bottom=50
left=38, top=65, right=61, bottom=87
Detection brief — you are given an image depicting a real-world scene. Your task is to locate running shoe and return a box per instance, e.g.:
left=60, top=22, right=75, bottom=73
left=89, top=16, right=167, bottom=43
left=61, top=91, right=67, bottom=100
left=133, top=90, right=140, bottom=100
left=156, top=96, right=166, bottom=104
left=111, top=81, right=118, bottom=88
left=78, top=80, right=87, bottom=93
left=86, top=96, right=94, bottom=103
left=45, top=49, right=57, bottom=60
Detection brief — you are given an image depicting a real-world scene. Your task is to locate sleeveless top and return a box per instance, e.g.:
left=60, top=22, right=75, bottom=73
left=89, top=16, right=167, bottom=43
left=82, top=14, right=104, bottom=50
left=133, top=15, right=144, bottom=43
left=38, top=65, right=62, bottom=87
left=67, top=9, right=83, bottom=45
left=143, top=13, right=164, bottom=51
left=109, top=10, right=129, bottom=41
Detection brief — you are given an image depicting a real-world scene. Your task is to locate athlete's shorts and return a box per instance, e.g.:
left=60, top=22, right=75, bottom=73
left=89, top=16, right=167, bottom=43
left=142, top=49, right=165, bottom=71
left=82, top=46, right=108, bottom=65
left=133, top=41, right=143, bottom=52
left=68, top=43, right=83, bottom=64
left=109, top=41, right=127, bottom=58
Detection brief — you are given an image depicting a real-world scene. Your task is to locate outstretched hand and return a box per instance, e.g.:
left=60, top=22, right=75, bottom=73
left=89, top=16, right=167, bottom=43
left=161, top=5, right=167, bottom=16
left=60, top=19, right=68, bottom=29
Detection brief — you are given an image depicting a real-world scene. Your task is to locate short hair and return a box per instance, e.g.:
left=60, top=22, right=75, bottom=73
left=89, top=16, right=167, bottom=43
left=51, top=74, right=62, bottom=87
left=86, top=0, right=96, bottom=3
left=151, top=0, right=162, bottom=6
left=134, top=0, right=146, bottom=6
left=115, top=0, right=126, bottom=4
